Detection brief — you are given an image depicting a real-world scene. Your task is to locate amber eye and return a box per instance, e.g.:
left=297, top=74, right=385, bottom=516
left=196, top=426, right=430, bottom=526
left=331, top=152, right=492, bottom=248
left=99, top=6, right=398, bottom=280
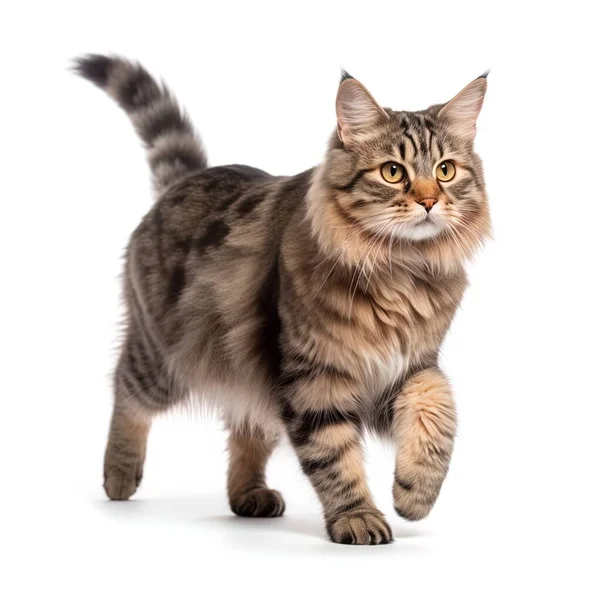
left=380, top=162, right=406, bottom=184
left=436, top=160, right=456, bottom=182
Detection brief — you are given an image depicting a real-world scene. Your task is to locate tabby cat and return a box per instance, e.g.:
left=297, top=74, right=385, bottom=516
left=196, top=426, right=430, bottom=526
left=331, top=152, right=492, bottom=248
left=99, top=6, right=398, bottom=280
left=75, top=55, right=490, bottom=545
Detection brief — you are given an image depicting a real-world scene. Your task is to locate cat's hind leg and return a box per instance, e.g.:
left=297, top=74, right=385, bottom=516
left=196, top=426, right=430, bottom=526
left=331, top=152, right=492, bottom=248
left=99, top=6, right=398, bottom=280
left=227, top=427, right=285, bottom=518
left=104, top=330, right=182, bottom=500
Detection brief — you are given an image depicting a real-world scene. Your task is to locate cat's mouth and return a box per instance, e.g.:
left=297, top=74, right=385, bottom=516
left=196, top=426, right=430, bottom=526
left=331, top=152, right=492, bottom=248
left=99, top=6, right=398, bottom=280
left=400, top=216, right=444, bottom=241
left=418, top=212, right=439, bottom=224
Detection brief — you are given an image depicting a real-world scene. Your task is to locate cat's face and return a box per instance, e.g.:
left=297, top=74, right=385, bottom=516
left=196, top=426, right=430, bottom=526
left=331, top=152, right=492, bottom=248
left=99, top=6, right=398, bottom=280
left=321, top=74, right=490, bottom=255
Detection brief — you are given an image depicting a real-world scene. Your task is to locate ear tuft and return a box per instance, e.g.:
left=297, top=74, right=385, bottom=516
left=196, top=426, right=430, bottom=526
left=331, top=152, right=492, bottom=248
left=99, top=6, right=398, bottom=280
left=336, top=77, right=387, bottom=144
left=340, top=69, right=354, bottom=83
left=438, top=76, right=488, bottom=141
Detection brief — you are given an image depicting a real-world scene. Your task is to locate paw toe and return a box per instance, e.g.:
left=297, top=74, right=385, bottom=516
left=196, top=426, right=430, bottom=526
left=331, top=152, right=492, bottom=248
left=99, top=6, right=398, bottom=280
left=327, top=510, right=393, bottom=545
left=231, top=488, right=285, bottom=518
left=104, top=469, right=140, bottom=501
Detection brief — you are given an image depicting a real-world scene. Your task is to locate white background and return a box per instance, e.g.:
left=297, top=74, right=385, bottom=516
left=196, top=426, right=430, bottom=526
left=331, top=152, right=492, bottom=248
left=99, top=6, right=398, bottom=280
left=1, top=1, right=599, bottom=598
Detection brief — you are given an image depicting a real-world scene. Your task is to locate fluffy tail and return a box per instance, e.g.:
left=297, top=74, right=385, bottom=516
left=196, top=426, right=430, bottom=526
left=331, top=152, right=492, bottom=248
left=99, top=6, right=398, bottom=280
left=74, top=54, right=208, bottom=196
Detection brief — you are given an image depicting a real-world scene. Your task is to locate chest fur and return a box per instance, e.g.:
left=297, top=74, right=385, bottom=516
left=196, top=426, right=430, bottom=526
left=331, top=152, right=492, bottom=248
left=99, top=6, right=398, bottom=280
left=281, top=251, right=466, bottom=397
left=338, top=273, right=464, bottom=393
left=360, top=345, right=407, bottom=395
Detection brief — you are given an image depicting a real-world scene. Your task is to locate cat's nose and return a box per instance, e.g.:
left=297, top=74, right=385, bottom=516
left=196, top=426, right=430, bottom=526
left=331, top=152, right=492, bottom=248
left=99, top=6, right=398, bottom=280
left=418, top=198, right=438, bottom=213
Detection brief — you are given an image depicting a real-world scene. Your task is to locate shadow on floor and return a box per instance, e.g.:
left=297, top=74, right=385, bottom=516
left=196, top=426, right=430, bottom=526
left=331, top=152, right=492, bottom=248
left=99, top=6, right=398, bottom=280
left=95, top=493, right=428, bottom=553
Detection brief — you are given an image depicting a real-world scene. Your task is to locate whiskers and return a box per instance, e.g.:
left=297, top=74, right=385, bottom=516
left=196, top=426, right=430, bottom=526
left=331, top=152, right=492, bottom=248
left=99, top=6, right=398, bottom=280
left=347, top=218, right=397, bottom=316
left=442, top=213, right=488, bottom=259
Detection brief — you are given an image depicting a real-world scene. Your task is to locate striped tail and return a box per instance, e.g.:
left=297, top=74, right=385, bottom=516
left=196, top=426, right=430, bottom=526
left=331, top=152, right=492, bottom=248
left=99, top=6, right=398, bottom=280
left=74, top=54, right=208, bottom=196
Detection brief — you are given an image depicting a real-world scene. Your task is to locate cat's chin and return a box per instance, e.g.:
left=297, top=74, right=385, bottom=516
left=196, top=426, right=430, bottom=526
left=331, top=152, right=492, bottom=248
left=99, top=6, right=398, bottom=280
left=397, top=221, right=443, bottom=242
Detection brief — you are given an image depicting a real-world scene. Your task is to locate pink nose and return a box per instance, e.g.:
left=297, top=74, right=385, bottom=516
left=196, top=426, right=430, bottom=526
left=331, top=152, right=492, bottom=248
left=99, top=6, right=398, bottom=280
left=418, top=198, right=438, bottom=213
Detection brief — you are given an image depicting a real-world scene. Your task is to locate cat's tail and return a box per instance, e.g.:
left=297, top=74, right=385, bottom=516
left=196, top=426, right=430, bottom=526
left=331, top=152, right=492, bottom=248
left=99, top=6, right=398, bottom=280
left=73, top=54, right=208, bottom=196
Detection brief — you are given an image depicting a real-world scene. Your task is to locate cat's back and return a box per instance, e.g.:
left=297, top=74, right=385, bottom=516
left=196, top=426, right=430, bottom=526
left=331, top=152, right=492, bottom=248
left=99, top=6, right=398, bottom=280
left=154, top=163, right=275, bottom=224
left=134, top=163, right=312, bottom=244
left=124, top=164, right=313, bottom=352
left=127, top=163, right=277, bottom=273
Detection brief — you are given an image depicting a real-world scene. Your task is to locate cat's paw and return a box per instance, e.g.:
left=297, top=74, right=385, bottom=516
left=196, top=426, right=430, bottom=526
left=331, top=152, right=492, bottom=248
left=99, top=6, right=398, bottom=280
left=326, top=509, right=393, bottom=545
left=393, top=476, right=440, bottom=521
left=230, top=488, right=286, bottom=518
left=104, top=467, right=142, bottom=501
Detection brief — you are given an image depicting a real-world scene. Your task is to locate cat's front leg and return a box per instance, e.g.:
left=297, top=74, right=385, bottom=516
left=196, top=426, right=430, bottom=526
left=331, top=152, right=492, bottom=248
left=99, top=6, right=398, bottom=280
left=392, top=367, right=457, bottom=520
left=282, top=373, right=392, bottom=545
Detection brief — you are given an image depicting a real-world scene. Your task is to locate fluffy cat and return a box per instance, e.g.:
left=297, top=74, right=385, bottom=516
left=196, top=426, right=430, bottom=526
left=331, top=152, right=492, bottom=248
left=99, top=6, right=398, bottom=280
left=75, top=55, right=490, bottom=545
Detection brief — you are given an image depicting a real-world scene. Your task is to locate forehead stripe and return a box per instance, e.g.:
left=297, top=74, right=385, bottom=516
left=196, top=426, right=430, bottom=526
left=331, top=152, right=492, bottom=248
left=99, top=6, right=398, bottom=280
left=399, top=140, right=406, bottom=160
left=404, top=131, right=418, bottom=155
left=436, top=137, right=444, bottom=158
left=418, top=129, right=428, bottom=155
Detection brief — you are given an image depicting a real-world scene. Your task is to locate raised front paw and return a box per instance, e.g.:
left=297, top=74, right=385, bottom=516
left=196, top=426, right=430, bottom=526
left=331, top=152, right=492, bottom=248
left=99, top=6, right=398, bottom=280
left=393, top=475, right=442, bottom=521
left=230, top=488, right=286, bottom=518
left=327, top=509, right=393, bottom=545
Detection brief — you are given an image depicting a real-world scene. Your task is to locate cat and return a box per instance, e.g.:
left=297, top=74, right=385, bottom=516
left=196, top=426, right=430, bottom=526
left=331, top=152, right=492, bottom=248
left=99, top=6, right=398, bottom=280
left=75, top=55, right=490, bottom=545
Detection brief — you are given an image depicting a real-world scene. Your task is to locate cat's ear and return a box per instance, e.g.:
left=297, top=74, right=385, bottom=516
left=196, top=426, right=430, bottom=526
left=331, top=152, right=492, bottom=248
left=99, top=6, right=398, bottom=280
left=336, top=72, right=388, bottom=144
left=438, top=74, right=488, bottom=141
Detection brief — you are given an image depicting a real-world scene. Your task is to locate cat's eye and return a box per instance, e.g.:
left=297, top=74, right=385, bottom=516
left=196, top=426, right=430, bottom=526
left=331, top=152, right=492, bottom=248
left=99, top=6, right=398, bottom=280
left=380, top=162, right=406, bottom=184
left=436, top=161, right=456, bottom=182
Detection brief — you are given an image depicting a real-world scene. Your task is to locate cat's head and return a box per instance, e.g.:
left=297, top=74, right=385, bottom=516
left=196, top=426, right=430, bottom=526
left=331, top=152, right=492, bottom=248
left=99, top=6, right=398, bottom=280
left=310, top=72, right=491, bottom=269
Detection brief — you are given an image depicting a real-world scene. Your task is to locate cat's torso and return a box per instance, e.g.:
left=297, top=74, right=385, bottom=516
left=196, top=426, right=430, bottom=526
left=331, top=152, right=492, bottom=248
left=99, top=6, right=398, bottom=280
left=124, top=165, right=466, bottom=432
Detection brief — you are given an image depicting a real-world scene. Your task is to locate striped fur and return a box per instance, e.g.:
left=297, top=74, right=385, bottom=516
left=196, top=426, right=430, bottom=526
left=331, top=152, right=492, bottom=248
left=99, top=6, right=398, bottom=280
left=74, top=55, right=207, bottom=195
left=76, top=56, right=491, bottom=544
